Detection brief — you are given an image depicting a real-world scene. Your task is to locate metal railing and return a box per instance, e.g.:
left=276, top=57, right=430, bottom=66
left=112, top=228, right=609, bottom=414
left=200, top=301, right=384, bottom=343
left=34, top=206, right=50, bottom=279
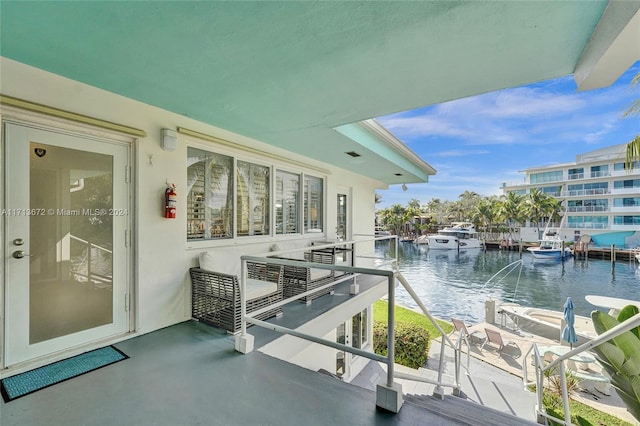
left=69, top=234, right=112, bottom=284
left=566, top=205, right=609, bottom=213
left=561, top=188, right=610, bottom=197
left=523, top=313, right=640, bottom=425
left=236, top=235, right=463, bottom=410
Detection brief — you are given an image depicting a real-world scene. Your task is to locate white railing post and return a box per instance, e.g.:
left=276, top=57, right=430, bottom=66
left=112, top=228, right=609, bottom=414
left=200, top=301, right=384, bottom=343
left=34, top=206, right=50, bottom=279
left=536, top=357, right=545, bottom=423
left=387, top=274, right=395, bottom=388
left=558, top=361, right=571, bottom=425
left=375, top=265, right=403, bottom=413
left=234, top=256, right=254, bottom=353
left=433, top=340, right=447, bottom=399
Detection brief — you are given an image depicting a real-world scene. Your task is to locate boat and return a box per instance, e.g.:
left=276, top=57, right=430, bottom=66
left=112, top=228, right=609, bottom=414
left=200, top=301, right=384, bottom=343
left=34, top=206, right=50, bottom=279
left=527, top=215, right=572, bottom=260
left=374, top=227, right=390, bottom=237
left=426, top=222, right=483, bottom=250
left=414, top=235, right=429, bottom=245
left=498, top=295, right=640, bottom=346
left=498, top=302, right=596, bottom=346
left=585, top=295, right=640, bottom=316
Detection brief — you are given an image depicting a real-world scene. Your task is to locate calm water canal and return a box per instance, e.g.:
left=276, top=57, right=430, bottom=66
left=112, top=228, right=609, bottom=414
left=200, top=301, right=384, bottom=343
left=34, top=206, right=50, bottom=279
left=375, top=241, right=640, bottom=324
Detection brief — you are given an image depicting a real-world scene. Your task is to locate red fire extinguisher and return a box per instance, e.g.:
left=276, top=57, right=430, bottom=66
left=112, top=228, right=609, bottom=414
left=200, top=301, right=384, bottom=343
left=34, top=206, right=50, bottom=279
left=165, top=183, right=177, bottom=219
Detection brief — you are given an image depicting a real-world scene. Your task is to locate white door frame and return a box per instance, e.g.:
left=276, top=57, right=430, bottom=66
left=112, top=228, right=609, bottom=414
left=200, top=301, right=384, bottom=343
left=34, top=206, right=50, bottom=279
left=2, top=120, right=133, bottom=367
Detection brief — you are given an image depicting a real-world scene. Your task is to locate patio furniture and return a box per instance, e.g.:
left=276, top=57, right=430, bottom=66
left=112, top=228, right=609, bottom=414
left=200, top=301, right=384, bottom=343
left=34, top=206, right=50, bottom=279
left=270, top=242, right=337, bottom=304
left=190, top=249, right=283, bottom=333
left=481, top=328, right=520, bottom=357
left=537, top=345, right=611, bottom=395
left=451, top=318, right=487, bottom=345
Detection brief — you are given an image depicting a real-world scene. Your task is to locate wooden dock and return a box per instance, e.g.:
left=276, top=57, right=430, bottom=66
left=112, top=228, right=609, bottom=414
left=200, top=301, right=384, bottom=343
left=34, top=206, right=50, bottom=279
left=484, top=241, right=639, bottom=262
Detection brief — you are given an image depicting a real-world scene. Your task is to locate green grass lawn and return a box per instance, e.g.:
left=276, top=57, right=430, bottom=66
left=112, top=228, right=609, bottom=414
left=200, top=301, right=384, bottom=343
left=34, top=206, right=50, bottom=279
left=373, top=299, right=453, bottom=337
left=544, top=392, right=634, bottom=426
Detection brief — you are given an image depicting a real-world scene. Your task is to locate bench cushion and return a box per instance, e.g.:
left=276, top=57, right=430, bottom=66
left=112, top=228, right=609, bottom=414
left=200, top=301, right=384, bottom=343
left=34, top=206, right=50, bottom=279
left=246, top=278, right=278, bottom=300
left=270, top=242, right=307, bottom=260
left=199, top=249, right=241, bottom=277
left=309, top=268, right=332, bottom=280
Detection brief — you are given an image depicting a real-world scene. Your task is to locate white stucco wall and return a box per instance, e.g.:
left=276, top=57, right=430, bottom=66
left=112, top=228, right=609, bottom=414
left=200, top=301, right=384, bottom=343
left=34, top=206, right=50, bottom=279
left=0, top=58, right=382, bottom=340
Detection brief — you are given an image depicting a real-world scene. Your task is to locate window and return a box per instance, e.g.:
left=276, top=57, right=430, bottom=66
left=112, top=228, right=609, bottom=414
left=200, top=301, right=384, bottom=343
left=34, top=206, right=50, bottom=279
left=614, top=161, right=640, bottom=171
left=530, top=171, right=562, bottom=184
left=187, top=147, right=233, bottom=240
left=304, top=175, right=323, bottom=233
left=276, top=170, right=300, bottom=234
left=541, top=186, right=562, bottom=196
left=590, top=165, right=608, bottom=178
left=351, top=309, right=368, bottom=349
left=237, top=161, right=270, bottom=236
left=568, top=168, right=583, bottom=180
left=568, top=216, right=608, bottom=228
left=614, top=197, right=640, bottom=207
left=614, top=179, right=640, bottom=189
left=188, top=145, right=324, bottom=239
left=614, top=216, right=640, bottom=225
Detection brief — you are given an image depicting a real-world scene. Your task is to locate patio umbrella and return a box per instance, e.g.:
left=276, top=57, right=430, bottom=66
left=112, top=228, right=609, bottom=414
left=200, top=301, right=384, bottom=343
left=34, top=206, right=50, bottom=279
left=561, top=297, right=578, bottom=349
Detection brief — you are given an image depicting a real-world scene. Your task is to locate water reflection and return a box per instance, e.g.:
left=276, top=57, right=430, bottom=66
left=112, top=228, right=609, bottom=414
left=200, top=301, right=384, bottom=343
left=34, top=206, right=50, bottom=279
left=377, top=241, right=640, bottom=323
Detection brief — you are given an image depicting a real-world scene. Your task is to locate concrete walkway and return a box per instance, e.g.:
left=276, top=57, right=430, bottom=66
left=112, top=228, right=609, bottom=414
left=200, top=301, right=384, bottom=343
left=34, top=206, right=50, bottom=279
left=464, top=321, right=639, bottom=425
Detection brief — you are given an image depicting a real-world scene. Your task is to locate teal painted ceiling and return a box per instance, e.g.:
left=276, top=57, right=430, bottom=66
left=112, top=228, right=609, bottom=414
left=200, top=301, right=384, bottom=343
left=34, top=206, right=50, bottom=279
left=0, top=1, right=610, bottom=184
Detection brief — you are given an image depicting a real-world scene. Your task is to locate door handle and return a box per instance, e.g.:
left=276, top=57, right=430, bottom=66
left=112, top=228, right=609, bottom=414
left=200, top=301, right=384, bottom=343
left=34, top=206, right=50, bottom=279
left=12, top=250, right=30, bottom=259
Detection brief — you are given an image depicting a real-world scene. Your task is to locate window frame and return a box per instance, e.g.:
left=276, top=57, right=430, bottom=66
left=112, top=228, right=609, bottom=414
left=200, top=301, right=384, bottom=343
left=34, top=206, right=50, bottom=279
left=186, top=140, right=326, bottom=245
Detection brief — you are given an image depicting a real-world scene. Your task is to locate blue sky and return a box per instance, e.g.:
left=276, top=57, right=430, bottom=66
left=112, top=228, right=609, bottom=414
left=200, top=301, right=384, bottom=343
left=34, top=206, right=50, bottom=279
left=376, top=61, right=640, bottom=209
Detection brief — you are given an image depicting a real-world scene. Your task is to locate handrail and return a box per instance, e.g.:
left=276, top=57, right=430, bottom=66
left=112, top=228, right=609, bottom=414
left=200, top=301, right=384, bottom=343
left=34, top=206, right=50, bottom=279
left=69, top=234, right=113, bottom=283
left=236, top=234, right=464, bottom=407
left=525, top=312, right=640, bottom=425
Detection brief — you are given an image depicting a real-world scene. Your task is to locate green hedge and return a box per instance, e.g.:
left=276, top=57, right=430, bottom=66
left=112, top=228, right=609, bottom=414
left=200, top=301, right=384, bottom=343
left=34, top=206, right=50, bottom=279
left=373, top=320, right=430, bottom=369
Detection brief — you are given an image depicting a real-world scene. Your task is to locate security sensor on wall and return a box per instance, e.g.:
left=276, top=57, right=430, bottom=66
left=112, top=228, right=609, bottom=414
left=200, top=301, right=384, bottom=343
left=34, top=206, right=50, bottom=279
left=161, top=129, right=177, bottom=151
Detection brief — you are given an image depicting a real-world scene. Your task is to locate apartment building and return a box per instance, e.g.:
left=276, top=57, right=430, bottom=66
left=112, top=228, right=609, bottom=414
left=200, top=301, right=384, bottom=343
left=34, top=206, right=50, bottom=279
left=502, top=143, right=640, bottom=248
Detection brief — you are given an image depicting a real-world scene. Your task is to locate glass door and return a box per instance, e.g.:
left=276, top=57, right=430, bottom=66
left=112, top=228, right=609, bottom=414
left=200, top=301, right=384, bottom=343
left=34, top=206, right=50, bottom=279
left=4, top=123, right=131, bottom=366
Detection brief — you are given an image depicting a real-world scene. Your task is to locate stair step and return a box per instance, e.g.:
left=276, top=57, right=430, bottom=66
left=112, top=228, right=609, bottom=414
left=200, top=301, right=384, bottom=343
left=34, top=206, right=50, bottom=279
left=404, top=393, right=539, bottom=426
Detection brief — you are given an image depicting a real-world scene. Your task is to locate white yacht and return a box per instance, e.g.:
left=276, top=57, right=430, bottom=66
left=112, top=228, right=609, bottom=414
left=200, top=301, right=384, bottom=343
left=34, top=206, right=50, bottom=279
left=427, top=222, right=483, bottom=250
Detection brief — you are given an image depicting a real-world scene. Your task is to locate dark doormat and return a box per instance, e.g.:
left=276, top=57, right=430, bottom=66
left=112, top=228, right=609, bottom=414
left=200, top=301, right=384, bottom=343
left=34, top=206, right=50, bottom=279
left=1, top=345, right=128, bottom=402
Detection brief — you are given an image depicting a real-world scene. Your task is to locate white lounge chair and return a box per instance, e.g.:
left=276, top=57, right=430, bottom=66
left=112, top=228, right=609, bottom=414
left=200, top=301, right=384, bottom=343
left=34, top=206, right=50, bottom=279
left=451, top=318, right=486, bottom=345
left=482, top=328, right=520, bottom=357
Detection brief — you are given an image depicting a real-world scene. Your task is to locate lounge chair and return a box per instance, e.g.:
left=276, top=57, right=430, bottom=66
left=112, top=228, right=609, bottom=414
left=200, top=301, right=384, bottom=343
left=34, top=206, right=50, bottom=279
left=269, top=243, right=337, bottom=304
left=451, top=318, right=486, bottom=345
left=190, top=249, right=284, bottom=333
left=481, top=328, right=520, bottom=357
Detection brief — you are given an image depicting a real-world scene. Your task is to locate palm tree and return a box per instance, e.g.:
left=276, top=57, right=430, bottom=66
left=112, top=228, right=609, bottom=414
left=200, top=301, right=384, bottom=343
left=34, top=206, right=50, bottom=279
left=497, top=192, right=524, bottom=241
left=524, top=189, right=558, bottom=238
left=624, top=72, right=639, bottom=169
left=475, top=198, right=499, bottom=240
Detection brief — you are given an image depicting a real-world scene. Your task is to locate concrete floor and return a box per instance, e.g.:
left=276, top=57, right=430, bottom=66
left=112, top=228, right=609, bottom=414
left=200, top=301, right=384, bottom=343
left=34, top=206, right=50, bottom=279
left=1, top=320, right=469, bottom=426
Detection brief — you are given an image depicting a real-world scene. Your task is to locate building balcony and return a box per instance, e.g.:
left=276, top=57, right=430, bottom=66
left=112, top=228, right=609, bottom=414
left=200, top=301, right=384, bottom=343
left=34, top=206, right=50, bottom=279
left=567, top=222, right=610, bottom=230
left=1, top=238, right=540, bottom=426
left=566, top=206, right=609, bottom=213
left=561, top=189, right=610, bottom=197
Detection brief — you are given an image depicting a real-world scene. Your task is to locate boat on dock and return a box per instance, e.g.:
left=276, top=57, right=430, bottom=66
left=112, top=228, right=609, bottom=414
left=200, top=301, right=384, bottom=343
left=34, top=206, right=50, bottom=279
left=527, top=215, right=571, bottom=260
left=498, top=302, right=595, bottom=346
left=427, top=222, right=483, bottom=250
left=498, top=295, right=640, bottom=346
